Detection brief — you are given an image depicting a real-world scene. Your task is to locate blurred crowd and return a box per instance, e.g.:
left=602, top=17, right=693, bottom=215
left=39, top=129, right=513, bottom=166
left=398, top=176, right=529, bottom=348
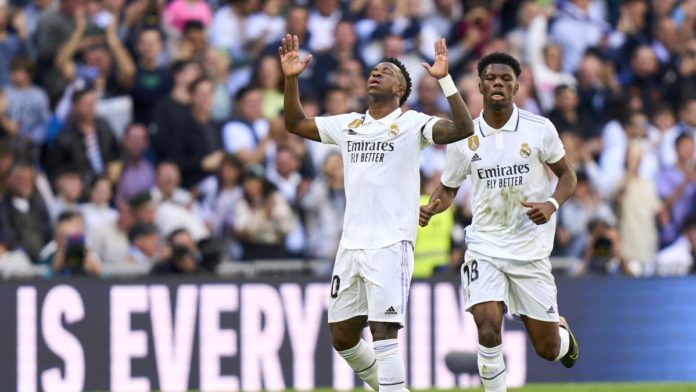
left=0, top=0, right=695, bottom=279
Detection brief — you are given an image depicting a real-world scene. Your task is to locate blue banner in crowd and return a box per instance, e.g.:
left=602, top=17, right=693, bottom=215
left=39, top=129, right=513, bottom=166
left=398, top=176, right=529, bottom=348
left=2, top=276, right=695, bottom=391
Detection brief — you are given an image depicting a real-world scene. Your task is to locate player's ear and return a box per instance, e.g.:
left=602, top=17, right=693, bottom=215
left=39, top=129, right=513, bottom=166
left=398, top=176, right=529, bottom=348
left=478, top=79, right=483, bottom=94
left=513, top=82, right=519, bottom=97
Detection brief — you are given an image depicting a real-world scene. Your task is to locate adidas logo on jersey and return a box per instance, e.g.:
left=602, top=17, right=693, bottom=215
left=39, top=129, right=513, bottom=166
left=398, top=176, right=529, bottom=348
left=547, top=306, right=556, bottom=314
left=385, top=306, right=398, bottom=315
left=471, top=153, right=481, bottom=162
left=347, top=129, right=357, bottom=135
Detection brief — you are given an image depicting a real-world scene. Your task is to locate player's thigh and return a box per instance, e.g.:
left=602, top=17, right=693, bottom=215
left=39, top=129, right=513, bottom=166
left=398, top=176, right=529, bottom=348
left=521, top=315, right=560, bottom=352
left=461, top=252, right=508, bottom=314
left=361, top=241, right=413, bottom=325
left=506, top=257, right=560, bottom=323
left=328, top=247, right=368, bottom=324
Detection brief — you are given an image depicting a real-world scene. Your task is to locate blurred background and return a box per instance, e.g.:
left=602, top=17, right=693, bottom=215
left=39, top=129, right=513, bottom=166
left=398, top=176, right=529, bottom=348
left=1, top=0, right=696, bottom=390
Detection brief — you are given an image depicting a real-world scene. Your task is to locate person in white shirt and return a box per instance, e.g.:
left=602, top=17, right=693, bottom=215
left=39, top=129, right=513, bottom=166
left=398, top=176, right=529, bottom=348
left=280, top=34, right=474, bottom=391
left=420, top=52, right=579, bottom=392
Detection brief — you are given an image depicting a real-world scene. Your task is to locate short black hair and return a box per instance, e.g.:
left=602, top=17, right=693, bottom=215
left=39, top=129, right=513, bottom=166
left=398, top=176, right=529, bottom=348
left=170, top=59, right=196, bottom=76
left=56, top=210, right=83, bottom=224
left=384, top=57, right=412, bottom=106
left=189, top=76, right=214, bottom=95
left=235, top=86, right=260, bottom=102
left=183, top=20, right=205, bottom=33
left=676, top=132, right=693, bottom=147
left=128, top=223, right=158, bottom=242
left=477, top=52, right=522, bottom=78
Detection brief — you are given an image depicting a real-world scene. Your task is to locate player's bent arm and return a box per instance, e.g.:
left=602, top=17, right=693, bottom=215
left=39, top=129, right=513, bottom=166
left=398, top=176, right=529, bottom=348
left=420, top=182, right=459, bottom=227
left=284, top=75, right=321, bottom=142
left=431, top=92, right=475, bottom=144
left=547, top=155, right=577, bottom=207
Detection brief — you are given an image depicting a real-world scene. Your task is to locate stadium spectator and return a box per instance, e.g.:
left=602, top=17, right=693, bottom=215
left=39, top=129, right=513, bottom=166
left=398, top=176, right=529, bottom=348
left=657, top=133, right=696, bottom=246
left=116, top=123, right=155, bottom=204
left=4, top=57, right=51, bottom=160
left=550, top=0, right=610, bottom=73
left=0, top=3, right=29, bottom=88
left=47, top=86, right=121, bottom=185
left=244, top=0, right=285, bottom=50
left=162, top=0, right=211, bottom=34
left=176, top=20, right=208, bottom=62
left=38, top=210, right=102, bottom=276
left=221, top=86, right=271, bottom=165
left=0, top=227, right=35, bottom=279
left=89, top=200, right=132, bottom=266
left=130, top=28, right=171, bottom=124
left=151, top=228, right=201, bottom=274
left=333, top=58, right=368, bottom=111
left=48, top=166, right=83, bottom=222
left=659, top=98, right=696, bottom=167
left=312, top=19, right=366, bottom=96
left=301, top=151, right=344, bottom=263
left=0, top=89, right=19, bottom=143
left=125, top=223, right=161, bottom=265
left=575, top=51, right=621, bottom=132
left=656, top=214, right=696, bottom=276
left=208, top=0, right=247, bottom=62
left=614, top=141, right=664, bottom=276
left=201, top=47, right=232, bottom=122
left=251, top=54, right=284, bottom=119
left=150, top=59, right=202, bottom=161
left=307, top=0, right=341, bottom=53
left=233, top=164, right=293, bottom=260
left=548, top=85, right=595, bottom=140
left=81, top=176, right=117, bottom=230
left=577, top=218, right=624, bottom=276
left=410, top=76, right=447, bottom=116
left=0, top=144, right=15, bottom=197
left=267, top=145, right=307, bottom=256
left=0, top=161, right=51, bottom=261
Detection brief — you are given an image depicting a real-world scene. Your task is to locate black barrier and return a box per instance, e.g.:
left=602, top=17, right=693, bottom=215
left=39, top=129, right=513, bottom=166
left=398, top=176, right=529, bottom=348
left=3, top=276, right=696, bottom=391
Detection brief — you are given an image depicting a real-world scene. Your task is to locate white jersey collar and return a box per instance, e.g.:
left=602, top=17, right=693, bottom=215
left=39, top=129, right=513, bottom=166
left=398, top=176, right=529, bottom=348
left=363, top=107, right=403, bottom=125
left=479, top=104, right=519, bottom=137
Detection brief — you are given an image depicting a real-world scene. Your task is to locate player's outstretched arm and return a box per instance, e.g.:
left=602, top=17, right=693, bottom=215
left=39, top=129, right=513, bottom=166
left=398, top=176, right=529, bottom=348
left=419, top=182, right=458, bottom=227
left=279, top=34, right=321, bottom=142
left=421, top=38, right=475, bottom=144
left=522, top=156, right=577, bottom=225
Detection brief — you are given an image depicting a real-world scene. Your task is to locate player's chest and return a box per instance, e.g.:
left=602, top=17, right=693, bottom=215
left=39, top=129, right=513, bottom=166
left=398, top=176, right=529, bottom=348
left=465, top=133, right=538, bottom=169
left=342, top=121, right=417, bottom=163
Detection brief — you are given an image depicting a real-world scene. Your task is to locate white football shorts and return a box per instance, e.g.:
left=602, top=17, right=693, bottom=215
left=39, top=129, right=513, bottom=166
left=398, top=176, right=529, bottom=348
left=461, top=249, right=560, bottom=323
left=328, top=241, right=413, bottom=325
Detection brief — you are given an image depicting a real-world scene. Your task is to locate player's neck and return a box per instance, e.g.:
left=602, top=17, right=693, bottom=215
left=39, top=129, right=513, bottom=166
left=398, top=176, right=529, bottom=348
left=367, top=100, right=400, bottom=120
left=483, top=104, right=514, bottom=129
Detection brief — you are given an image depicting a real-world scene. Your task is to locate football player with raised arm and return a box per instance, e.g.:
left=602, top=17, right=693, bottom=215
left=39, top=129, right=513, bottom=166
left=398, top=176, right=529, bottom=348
left=280, top=34, right=474, bottom=391
left=420, top=52, right=579, bottom=392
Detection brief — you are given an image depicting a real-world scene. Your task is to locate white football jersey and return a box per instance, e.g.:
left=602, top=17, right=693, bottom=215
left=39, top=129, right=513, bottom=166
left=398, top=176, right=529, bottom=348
left=315, top=108, right=439, bottom=249
left=441, top=105, right=565, bottom=260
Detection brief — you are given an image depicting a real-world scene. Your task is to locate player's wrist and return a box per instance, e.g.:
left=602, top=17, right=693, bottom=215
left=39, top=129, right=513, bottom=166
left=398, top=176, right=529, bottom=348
left=438, top=74, right=458, bottom=97
left=546, top=197, right=560, bottom=211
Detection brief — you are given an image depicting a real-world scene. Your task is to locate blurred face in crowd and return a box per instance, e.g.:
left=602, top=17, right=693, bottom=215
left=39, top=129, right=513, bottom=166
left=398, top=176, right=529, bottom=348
left=322, top=152, right=343, bottom=185
left=655, top=18, right=679, bottom=53
left=680, top=100, right=696, bottom=127
left=0, top=150, right=15, bottom=177
left=417, top=77, right=439, bottom=107
left=459, top=74, right=483, bottom=116
left=435, top=0, right=455, bottom=14
left=517, top=1, right=539, bottom=28
left=84, top=46, right=113, bottom=76
left=383, top=35, right=405, bottom=59
left=479, top=63, right=518, bottom=110
left=156, top=163, right=181, bottom=197
left=133, top=201, right=156, bottom=224
left=275, top=148, right=300, bottom=178
left=543, top=44, right=563, bottom=73
left=324, top=89, right=349, bottom=115
left=237, top=89, right=263, bottom=121
left=367, top=62, right=406, bottom=104
left=55, top=216, right=85, bottom=244
left=134, top=232, right=159, bottom=257
left=175, top=62, right=202, bottom=89
left=171, top=230, right=196, bottom=251
left=316, top=0, right=338, bottom=16
left=577, top=54, right=602, bottom=86
left=631, top=46, right=658, bottom=78
left=366, top=0, right=389, bottom=23
left=203, top=48, right=230, bottom=80
left=555, top=86, right=579, bottom=112
left=334, top=21, right=356, bottom=51
left=651, top=0, right=676, bottom=18
left=258, top=55, right=282, bottom=90
left=183, top=26, right=207, bottom=54
left=191, top=79, right=214, bottom=114
left=676, top=136, right=695, bottom=164
left=9, top=66, right=31, bottom=88
left=243, top=176, right=264, bottom=201
left=90, top=178, right=112, bottom=205
left=9, top=165, right=34, bottom=199
left=60, top=0, right=86, bottom=16
left=652, top=107, right=676, bottom=131
left=123, top=124, right=149, bottom=159
left=286, top=8, right=308, bottom=36
left=73, top=91, right=98, bottom=123
left=137, top=29, right=163, bottom=64
left=626, top=113, right=649, bottom=139
left=219, top=159, right=241, bottom=188
left=335, top=59, right=364, bottom=90
left=56, top=173, right=83, bottom=202
left=262, top=0, right=281, bottom=16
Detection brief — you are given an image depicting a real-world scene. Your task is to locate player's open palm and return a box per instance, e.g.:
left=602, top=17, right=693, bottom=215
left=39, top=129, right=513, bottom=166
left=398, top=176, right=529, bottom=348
left=278, top=34, right=312, bottom=77
left=422, top=38, right=448, bottom=79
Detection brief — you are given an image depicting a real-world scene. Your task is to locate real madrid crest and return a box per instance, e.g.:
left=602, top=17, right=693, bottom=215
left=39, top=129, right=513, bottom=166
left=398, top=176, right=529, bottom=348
left=347, top=118, right=363, bottom=129
left=468, top=135, right=480, bottom=151
left=389, top=124, right=400, bottom=136
left=520, top=142, right=531, bottom=158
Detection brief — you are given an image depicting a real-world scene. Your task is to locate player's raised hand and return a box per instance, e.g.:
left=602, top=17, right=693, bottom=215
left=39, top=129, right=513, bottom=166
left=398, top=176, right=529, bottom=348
left=278, top=34, right=312, bottom=77
left=521, top=201, right=556, bottom=225
left=419, top=199, right=441, bottom=227
left=421, top=38, right=448, bottom=79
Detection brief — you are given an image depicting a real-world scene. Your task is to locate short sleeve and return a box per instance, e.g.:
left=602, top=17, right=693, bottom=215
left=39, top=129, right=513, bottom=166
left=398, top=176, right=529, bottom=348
left=541, top=119, right=565, bottom=164
left=408, top=111, right=438, bottom=146
left=315, top=113, right=354, bottom=146
left=441, top=142, right=471, bottom=188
